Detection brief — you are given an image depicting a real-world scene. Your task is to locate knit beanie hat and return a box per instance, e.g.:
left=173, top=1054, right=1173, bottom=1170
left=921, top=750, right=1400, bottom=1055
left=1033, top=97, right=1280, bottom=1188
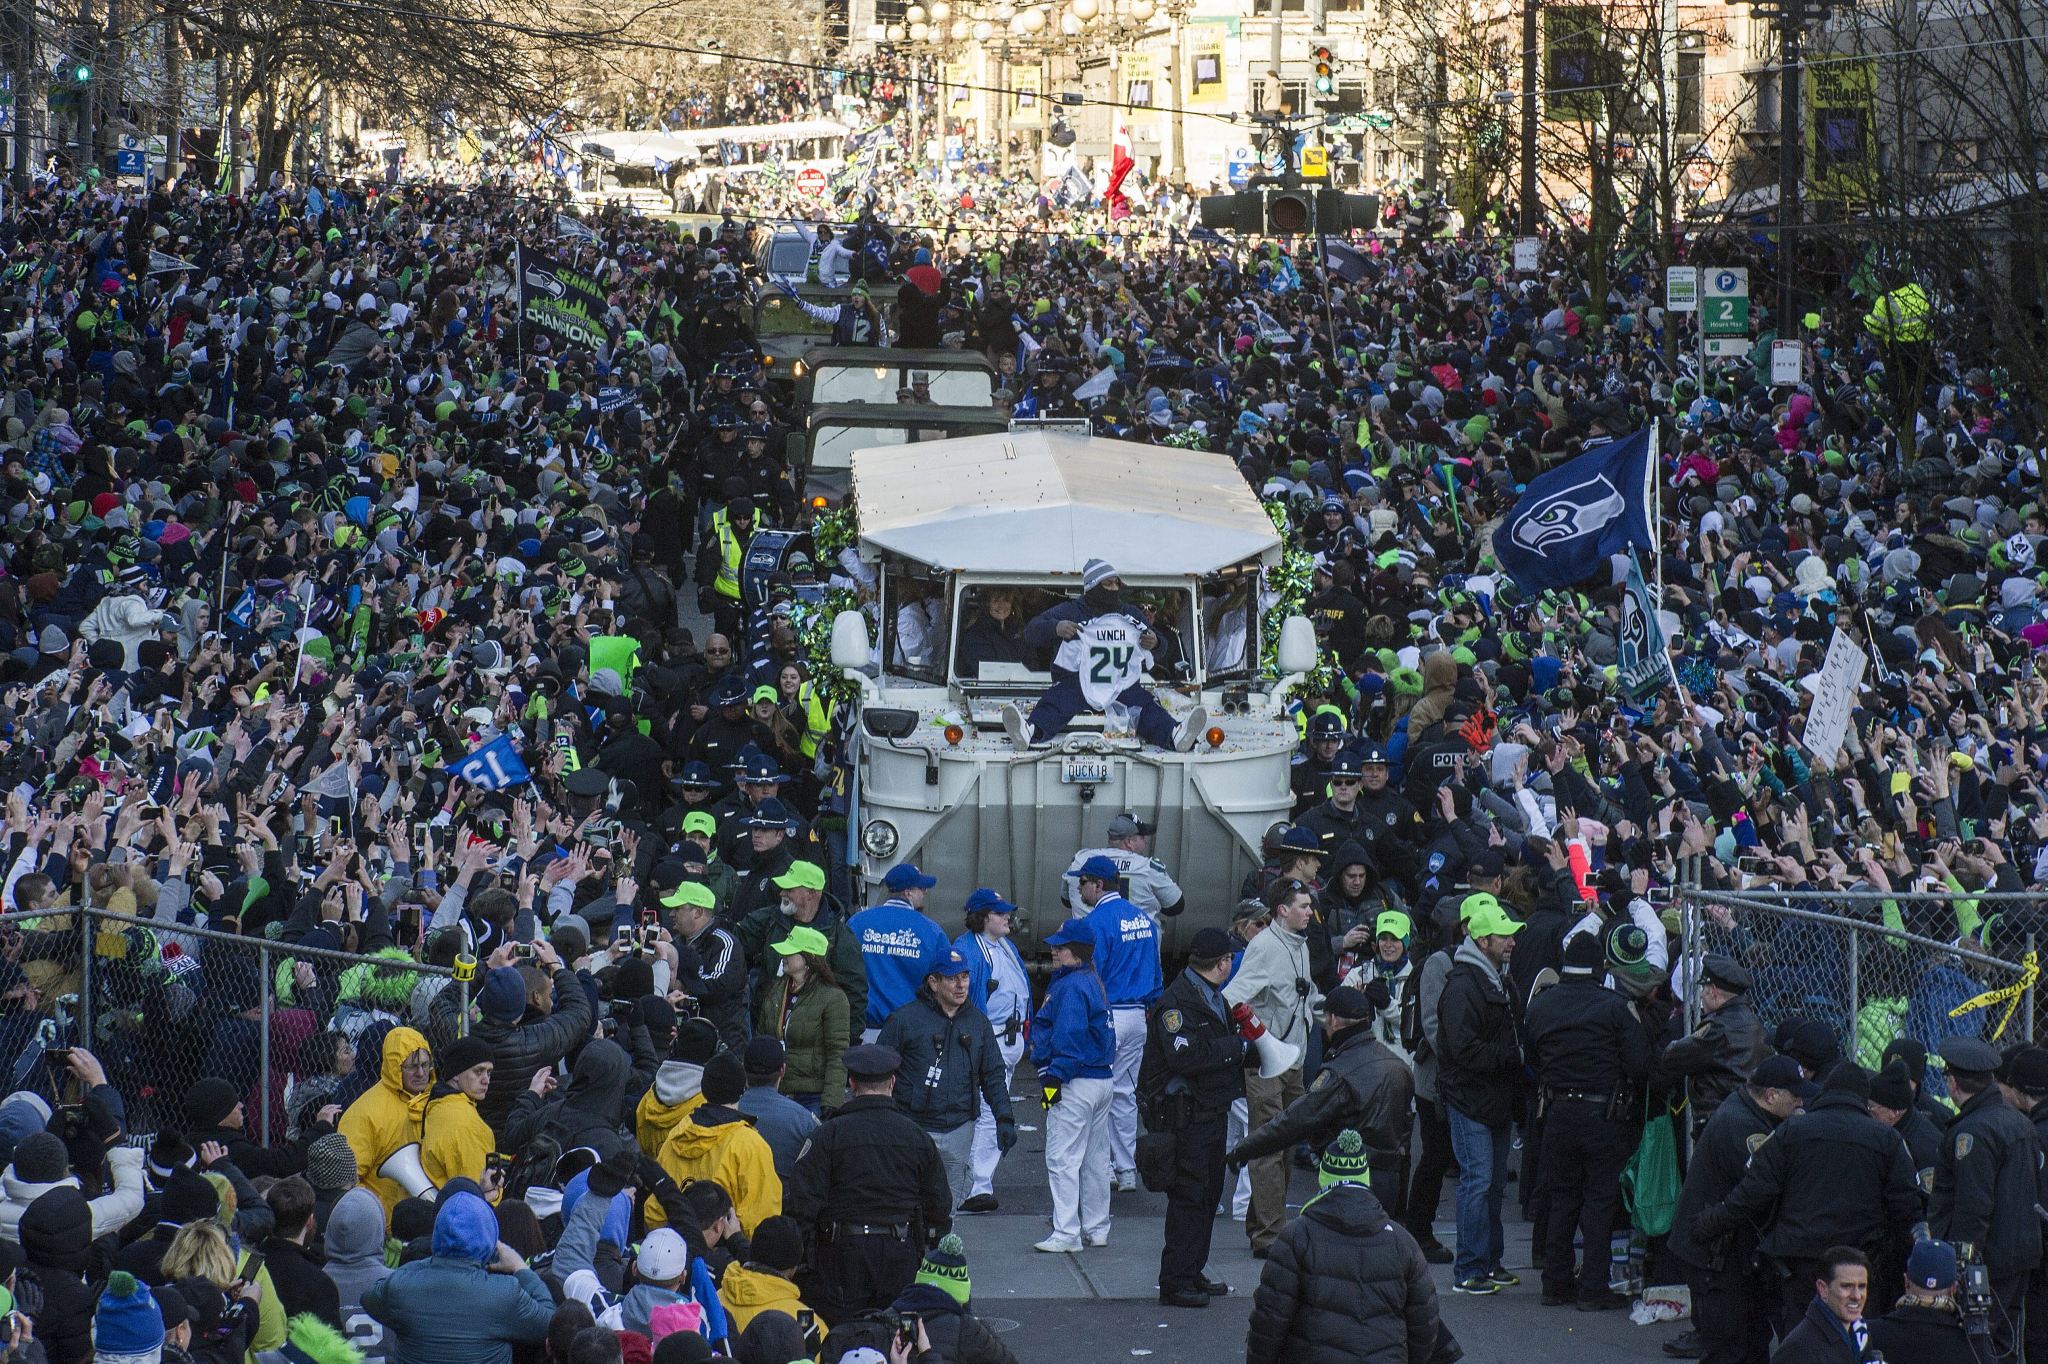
left=160, top=1167, right=220, bottom=1225
left=700, top=1052, right=746, bottom=1107
left=439, top=1036, right=493, bottom=1079
left=92, top=1271, right=164, bottom=1364
left=1869, top=1061, right=1915, bottom=1112
left=183, top=1076, right=240, bottom=1129
left=11, top=1131, right=69, bottom=1184
left=306, top=1133, right=357, bottom=1195
left=1318, top=1129, right=1372, bottom=1189
left=750, top=1216, right=805, bottom=1275
left=478, top=967, right=527, bottom=1024
left=913, top=1233, right=970, bottom=1306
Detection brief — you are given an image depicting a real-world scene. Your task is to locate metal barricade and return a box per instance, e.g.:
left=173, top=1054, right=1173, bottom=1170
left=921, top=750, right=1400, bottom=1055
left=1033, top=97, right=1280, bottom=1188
left=1680, top=889, right=2037, bottom=1094
left=9, top=907, right=470, bottom=1145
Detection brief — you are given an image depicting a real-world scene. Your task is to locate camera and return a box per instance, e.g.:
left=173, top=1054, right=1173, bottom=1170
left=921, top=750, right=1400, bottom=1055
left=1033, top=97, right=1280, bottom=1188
left=512, top=942, right=536, bottom=962
left=1960, top=1259, right=1993, bottom=1338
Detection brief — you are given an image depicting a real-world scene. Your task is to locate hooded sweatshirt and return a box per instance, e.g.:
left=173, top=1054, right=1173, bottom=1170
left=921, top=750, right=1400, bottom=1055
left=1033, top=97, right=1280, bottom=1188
left=338, top=1027, right=433, bottom=1216
left=634, top=1061, right=705, bottom=1156
left=324, top=1187, right=391, bottom=1364
left=719, top=1263, right=819, bottom=1339
left=420, top=1084, right=494, bottom=1193
left=651, top=1106, right=778, bottom=1234
left=363, top=1192, right=553, bottom=1364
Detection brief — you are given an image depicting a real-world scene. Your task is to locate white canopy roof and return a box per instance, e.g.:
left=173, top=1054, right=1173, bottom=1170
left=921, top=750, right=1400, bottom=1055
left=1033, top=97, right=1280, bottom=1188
left=852, top=432, right=1281, bottom=577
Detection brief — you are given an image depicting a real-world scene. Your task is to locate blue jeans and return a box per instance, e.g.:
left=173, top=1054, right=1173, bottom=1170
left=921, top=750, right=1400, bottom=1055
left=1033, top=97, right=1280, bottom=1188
left=1446, top=1105, right=1510, bottom=1283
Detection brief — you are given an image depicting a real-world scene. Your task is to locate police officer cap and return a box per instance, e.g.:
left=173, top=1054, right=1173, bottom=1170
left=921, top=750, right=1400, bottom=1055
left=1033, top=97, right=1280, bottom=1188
left=1938, top=1034, right=2003, bottom=1076
left=1749, top=1053, right=1813, bottom=1097
left=1077, top=854, right=1122, bottom=883
left=1187, top=927, right=1234, bottom=963
left=1308, top=711, right=1347, bottom=740
left=2005, top=1046, right=2048, bottom=1095
left=745, top=798, right=792, bottom=829
left=1356, top=741, right=1389, bottom=765
left=843, top=1044, right=902, bottom=1081
left=1701, top=954, right=1751, bottom=994
left=710, top=675, right=748, bottom=706
left=564, top=767, right=611, bottom=798
left=1326, top=751, right=1364, bottom=779
left=1781, top=1018, right=1841, bottom=1072
left=1324, top=985, right=1378, bottom=1021
left=673, top=760, right=720, bottom=789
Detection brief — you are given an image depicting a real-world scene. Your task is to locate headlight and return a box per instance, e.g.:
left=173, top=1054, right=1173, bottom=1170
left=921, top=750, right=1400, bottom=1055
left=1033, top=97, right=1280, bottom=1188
left=792, top=360, right=806, bottom=378
left=862, top=820, right=899, bottom=859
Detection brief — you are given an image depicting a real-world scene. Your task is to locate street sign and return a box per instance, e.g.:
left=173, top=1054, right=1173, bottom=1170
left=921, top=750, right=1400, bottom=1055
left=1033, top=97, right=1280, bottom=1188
left=1299, top=144, right=1328, bottom=180
left=1703, top=266, right=1749, bottom=337
left=1770, top=339, right=1803, bottom=385
left=1226, top=145, right=1255, bottom=188
left=1665, top=265, right=1698, bottom=313
left=1512, top=237, right=1540, bottom=272
left=796, top=166, right=826, bottom=194
left=114, top=149, right=145, bottom=176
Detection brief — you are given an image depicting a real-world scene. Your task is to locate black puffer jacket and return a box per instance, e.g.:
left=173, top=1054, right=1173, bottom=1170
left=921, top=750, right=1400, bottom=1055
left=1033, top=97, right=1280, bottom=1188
left=1436, top=941, right=1520, bottom=1129
left=1245, top=1183, right=1439, bottom=1364
left=431, top=965, right=594, bottom=1129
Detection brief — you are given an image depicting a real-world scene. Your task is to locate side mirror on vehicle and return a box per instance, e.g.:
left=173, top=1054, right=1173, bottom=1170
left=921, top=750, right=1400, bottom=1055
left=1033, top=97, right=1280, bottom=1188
left=830, top=610, right=872, bottom=673
left=785, top=431, right=805, bottom=470
left=1276, top=615, right=1318, bottom=677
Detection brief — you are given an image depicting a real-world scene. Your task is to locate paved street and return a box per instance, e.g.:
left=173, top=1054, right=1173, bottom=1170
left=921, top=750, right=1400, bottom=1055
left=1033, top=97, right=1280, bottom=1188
left=961, top=1062, right=1691, bottom=1364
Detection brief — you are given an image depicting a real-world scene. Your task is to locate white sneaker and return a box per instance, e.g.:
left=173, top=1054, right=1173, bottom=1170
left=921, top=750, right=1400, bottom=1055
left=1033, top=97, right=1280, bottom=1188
left=1035, top=1236, right=1083, bottom=1253
left=1000, top=703, right=1033, bottom=752
left=1085, top=1232, right=1110, bottom=1248
left=1112, top=1170, right=1138, bottom=1193
left=1172, top=705, right=1210, bottom=753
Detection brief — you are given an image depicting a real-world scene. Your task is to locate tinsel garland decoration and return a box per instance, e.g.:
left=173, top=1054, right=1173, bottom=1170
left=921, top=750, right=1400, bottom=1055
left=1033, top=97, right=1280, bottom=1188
left=789, top=586, right=868, bottom=711
left=1258, top=498, right=1332, bottom=691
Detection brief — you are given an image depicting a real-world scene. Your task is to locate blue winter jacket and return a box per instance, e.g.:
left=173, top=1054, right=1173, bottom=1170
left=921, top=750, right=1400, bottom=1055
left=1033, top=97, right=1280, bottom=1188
left=847, top=901, right=951, bottom=1027
left=1031, top=964, right=1114, bottom=1082
left=1082, top=893, right=1162, bottom=1008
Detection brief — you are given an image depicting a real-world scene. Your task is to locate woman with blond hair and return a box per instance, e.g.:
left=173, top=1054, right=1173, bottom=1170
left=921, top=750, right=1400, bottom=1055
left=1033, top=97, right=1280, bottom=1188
left=161, top=1218, right=286, bottom=1357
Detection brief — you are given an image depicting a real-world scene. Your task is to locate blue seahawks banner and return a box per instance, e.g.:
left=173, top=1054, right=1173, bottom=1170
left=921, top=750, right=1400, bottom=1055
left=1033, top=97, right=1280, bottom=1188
left=450, top=733, right=531, bottom=790
left=596, top=386, right=635, bottom=413
left=1615, top=552, right=1668, bottom=701
left=1491, top=427, right=1658, bottom=592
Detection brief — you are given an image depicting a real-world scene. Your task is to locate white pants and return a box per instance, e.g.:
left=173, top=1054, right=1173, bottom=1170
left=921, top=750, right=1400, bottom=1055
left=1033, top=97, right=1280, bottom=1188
left=1109, top=1006, right=1147, bottom=1175
left=1219, top=1096, right=1251, bottom=1217
left=1046, top=1075, right=1113, bottom=1243
left=970, top=1032, right=1025, bottom=1197
left=931, top=1121, right=976, bottom=1211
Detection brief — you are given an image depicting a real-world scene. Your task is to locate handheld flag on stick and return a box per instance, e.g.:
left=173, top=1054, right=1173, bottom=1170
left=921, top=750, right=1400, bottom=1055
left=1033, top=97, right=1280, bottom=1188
left=1491, top=428, right=1659, bottom=592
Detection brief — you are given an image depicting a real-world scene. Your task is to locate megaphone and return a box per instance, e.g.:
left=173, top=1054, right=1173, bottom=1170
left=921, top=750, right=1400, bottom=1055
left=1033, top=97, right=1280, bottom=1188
left=378, top=1143, right=437, bottom=1201
left=1230, top=1002, right=1304, bottom=1080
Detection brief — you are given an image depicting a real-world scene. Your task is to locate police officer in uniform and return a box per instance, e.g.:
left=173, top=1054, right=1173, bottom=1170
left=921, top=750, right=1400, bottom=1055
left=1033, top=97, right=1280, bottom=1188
left=1295, top=751, right=1374, bottom=858
left=783, top=1043, right=954, bottom=1326
left=1349, top=742, right=1422, bottom=894
left=1059, top=812, right=1186, bottom=922
left=1290, top=709, right=1348, bottom=816
left=1692, top=1062, right=1925, bottom=1337
left=1655, top=954, right=1770, bottom=1134
left=1224, top=983, right=1412, bottom=1214
left=1928, top=1034, right=2042, bottom=1359
left=1522, top=932, right=1651, bottom=1310
left=1139, top=927, right=1246, bottom=1309
left=1668, top=1054, right=1809, bottom=1364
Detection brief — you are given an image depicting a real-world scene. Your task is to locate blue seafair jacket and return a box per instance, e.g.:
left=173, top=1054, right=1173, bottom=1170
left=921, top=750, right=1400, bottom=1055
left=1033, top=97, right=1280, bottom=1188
left=847, top=900, right=952, bottom=1028
left=1082, top=893, right=1162, bottom=1008
left=1032, top=964, right=1114, bottom=1082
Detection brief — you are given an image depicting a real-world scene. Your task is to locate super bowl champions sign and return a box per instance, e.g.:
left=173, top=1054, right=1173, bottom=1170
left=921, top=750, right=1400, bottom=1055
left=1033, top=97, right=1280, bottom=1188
left=516, top=246, right=613, bottom=350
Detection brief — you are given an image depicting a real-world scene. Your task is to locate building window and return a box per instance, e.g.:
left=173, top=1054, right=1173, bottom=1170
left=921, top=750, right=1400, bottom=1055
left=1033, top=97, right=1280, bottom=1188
left=1677, top=50, right=1703, bottom=134
left=1253, top=78, right=1310, bottom=114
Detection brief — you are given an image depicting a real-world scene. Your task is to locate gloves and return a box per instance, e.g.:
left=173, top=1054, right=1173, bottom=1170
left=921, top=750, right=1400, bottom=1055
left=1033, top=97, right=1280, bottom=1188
left=1223, top=1145, right=1245, bottom=1169
left=1042, top=1081, right=1062, bottom=1109
left=1229, top=1002, right=1269, bottom=1044
left=586, top=1148, right=638, bottom=1199
left=997, top=1123, right=1018, bottom=1154
left=634, top=1153, right=676, bottom=1196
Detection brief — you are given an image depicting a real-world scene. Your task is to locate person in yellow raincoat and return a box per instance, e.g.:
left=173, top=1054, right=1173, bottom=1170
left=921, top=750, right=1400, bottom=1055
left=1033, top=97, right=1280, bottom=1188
left=651, top=1052, right=779, bottom=1233
left=717, top=1216, right=823, bottom=1345
left=421, top=1035, right=499, bottom=1197
left=635, top=1018, right=718, bottom=1156
left=339, top=1026, right=435, bottom=1217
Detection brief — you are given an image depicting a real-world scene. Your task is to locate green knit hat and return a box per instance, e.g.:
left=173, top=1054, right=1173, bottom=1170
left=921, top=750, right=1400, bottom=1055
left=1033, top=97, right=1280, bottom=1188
left=914, top=1233, right=971, bottom=1305
left=1319, top=1129, right=1372, bottom=1188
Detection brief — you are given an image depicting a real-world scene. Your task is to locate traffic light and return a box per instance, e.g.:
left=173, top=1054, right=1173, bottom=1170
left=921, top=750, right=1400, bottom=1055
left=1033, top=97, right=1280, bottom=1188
left=1198, top=187, right=1380, bottom=236
left=1313, top=47, right=1336, bottom=98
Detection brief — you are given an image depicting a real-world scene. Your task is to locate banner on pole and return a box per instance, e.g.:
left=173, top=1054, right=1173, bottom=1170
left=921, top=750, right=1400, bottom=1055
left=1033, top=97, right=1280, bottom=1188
left=517, top=246, right=614, bottom=350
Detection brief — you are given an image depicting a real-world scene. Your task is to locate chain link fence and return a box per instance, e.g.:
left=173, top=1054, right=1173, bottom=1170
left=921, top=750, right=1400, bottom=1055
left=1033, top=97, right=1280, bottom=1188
left=0, top=907, right=467, bottom=1146
left=1680, top=890, right=2038, bottom=1098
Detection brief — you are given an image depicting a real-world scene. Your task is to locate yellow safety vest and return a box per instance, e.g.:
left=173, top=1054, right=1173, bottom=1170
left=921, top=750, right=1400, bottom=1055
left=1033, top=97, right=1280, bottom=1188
left=797, top=682, right=831, bottom=760
left=711, top=509, right=744, bottom=601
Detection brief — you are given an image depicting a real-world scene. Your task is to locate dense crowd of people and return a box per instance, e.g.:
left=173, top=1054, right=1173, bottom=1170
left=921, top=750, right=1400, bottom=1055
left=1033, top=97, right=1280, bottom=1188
left=0, top=61, right=2040, bottom=1364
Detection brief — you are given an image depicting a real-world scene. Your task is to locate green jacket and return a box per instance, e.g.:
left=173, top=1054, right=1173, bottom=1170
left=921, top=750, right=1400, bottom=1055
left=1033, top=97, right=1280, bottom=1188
left=756, top=974, right=850, bottom=1104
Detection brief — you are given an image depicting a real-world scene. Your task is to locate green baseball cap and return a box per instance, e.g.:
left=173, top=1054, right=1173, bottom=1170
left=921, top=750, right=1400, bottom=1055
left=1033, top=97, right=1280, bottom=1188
left=773, top=925, right=830, bottom=957
left=1374, top=911, right=1412, bottom=940
left=681, top=811, right=717, bottom=838
left=660, top=881, right=717, bottom=911
left=1459, top=892, right=1502, bottom=924
left=772, top=862, right=826, bottom=892
left=1466, top=900, right=1524, bottom=940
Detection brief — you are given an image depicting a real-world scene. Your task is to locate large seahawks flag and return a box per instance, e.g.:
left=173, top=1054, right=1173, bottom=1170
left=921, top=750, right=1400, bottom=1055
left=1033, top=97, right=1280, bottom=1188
left=1491, top=427, right=1658, bottom=591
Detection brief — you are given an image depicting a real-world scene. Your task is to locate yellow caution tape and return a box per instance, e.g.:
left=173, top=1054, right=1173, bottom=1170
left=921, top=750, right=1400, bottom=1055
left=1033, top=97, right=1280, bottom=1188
left=1949, top=950, right=2040, bottom=1041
